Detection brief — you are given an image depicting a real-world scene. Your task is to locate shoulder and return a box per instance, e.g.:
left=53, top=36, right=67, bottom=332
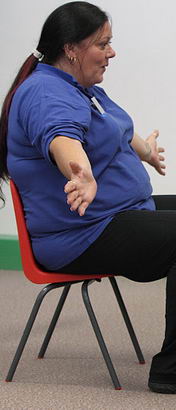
left=14, top=69, right=92, bottom=134
left=16, top=71, right=87, bottom=103
left=14, top=70, right=91, bottom=123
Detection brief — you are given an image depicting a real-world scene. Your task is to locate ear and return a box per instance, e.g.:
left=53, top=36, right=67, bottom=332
left=64, top=43, right=77, bottom=59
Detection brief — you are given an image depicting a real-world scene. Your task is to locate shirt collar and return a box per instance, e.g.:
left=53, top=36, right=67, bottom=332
left=35, top=63, right=94, bottom=99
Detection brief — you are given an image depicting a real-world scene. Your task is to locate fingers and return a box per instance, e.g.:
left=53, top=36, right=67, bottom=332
left=156, top=165, right=165, bottom=176
left=159, top=154, right=165, bottom=161
left=153, top=129, right=159, bottom=138
left=159, top=168, right=166, bottom=176
left=78, top=201, right=89, bottom=217
left=67, top=194, right=89, bottom=216
left=65, top=183, right=81, bottom=209
left=64, top=173, right=97, bottom=216
left=64, top=180, right=76, bottom=194
left=64, top=181, right=82, bottom=211
left=66, top=189, right=79, bottom=205
left=158, top=146, right=165, bottom=153
left=64, top=182, right=88, bottom=215
left=156, top=162, right=166, bottom=176
left=69, top=196, right=83, bottom=212
left=156, top=155, right=166, bottom=175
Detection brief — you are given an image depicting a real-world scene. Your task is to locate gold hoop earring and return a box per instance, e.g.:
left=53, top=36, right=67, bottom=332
left=68, top=55, right=77, bottom=64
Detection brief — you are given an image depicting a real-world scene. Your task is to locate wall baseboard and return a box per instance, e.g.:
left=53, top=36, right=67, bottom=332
left=0, top=235, right=22, bottom=270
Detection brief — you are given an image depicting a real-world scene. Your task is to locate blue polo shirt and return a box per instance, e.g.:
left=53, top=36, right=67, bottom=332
left=7, top=63, right=155, bottom=270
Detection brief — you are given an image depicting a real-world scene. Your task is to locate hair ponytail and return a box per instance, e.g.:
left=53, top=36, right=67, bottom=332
left=0, top=54, right=38, bottom=204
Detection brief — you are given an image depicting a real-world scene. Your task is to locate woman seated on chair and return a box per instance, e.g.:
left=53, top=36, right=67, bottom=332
left=1, top=1, right=176, bottom=394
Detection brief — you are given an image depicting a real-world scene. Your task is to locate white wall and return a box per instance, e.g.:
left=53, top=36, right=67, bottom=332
left=0, top=0, right=176, bottom=235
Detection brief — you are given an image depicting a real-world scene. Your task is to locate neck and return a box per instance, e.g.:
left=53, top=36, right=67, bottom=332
left=54, top=56, right=87, bottom=88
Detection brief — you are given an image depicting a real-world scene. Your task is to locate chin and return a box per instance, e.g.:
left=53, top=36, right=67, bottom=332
left=87, top=76, right=103, bottom=87
left=95, top=76, right=104, bottom=84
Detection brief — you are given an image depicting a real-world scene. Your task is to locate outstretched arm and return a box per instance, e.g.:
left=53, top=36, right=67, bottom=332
left=131, top=130, right=166, bottom=176
left=49, top=136, right=97, bottom=216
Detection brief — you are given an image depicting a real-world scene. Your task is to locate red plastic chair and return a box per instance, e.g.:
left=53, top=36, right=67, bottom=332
left=6, top=179, right=145, bottom=389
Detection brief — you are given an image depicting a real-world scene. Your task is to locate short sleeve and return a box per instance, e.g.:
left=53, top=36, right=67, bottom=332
left=19, top=79, right=91, bottom=163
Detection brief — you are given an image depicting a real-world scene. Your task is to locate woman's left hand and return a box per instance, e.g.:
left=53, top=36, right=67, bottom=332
left=145, top=130, right=166, bottom=175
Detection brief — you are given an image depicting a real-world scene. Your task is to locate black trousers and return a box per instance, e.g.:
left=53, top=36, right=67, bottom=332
left=61, top=195, right=176, bottom=383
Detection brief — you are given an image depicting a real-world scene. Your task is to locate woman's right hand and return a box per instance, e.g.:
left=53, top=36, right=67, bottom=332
left=64, top=161, right=97, bottom=216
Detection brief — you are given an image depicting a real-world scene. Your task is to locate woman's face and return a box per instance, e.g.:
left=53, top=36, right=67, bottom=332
left=74, top=21, right=116, bottom=87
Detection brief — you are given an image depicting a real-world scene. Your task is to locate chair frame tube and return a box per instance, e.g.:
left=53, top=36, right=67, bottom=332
left=6, top=282, right=78, bottom=382
left=6, top=277, right=145, bottom=388
left=109, top=277, right=145, bottom=364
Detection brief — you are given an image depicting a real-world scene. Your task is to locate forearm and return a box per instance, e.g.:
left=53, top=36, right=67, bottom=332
left=50, top=136, right=97, bottom=216
left=49, top=136, right=93, bottom=179
left=131, top=133, right=151, bottom=162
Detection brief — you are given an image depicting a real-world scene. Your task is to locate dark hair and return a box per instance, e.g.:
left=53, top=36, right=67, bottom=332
left=0, top=1, right=108, bottom=203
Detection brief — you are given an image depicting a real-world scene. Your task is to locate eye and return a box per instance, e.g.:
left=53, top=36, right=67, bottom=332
left=99, top=41, right=112, bottom=50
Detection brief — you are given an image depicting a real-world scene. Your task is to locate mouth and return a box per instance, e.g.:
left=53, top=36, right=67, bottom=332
left=101, top=64, right=108, bottom=70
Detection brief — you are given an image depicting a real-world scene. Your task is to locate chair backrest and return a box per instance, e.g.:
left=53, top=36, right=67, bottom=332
left=10, top=179, right=110, bottom=284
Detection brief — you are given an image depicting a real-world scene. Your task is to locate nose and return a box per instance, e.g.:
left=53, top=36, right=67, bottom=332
left=106, top=45, right=116, bottom=59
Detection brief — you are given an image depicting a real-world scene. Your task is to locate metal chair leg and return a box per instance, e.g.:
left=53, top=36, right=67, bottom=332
left=82, top=280, right=121, bottom=390
left=5, top=282, right=69, bottom=382
left=109, top=277, right=145, bottom=364
left=38, top=285, right=71, bottom=358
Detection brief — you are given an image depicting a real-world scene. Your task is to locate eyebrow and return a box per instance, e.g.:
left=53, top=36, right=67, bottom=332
left=98, top=36, right=112, bottom=42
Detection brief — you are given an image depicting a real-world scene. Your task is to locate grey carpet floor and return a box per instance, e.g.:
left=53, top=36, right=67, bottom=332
left=1, top=270, right=176, bottom=410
